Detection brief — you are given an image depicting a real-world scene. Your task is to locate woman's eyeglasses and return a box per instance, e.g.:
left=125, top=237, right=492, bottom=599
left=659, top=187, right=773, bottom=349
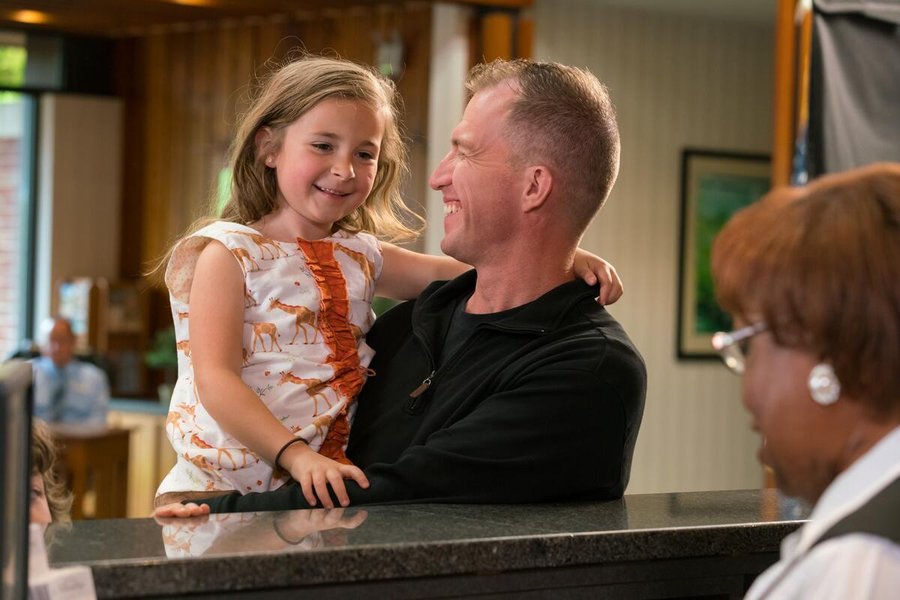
left=710, top=322, right=767, bottom=375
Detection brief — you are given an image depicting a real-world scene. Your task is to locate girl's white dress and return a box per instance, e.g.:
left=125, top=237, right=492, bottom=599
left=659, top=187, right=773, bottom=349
left=156, top=221, right=381, bottom=497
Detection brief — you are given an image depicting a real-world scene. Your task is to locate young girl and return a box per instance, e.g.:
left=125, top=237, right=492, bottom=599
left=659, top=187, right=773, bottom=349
left=155, top=55, right=620, bottom=509
left=31, top=419, right=72, bottom=525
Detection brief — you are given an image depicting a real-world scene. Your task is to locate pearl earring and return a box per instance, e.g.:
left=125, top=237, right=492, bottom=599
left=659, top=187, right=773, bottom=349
left=808, top=363, right=840, bottom=406
left=265, top=157, right=274, bottom=167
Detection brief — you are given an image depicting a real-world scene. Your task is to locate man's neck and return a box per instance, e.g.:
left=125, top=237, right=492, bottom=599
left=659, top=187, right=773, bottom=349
left=465, top=248, right=577, bottom=314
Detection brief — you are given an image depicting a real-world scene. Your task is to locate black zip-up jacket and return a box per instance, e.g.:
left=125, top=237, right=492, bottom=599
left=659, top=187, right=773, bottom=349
left=203, top=271, right=646, bottom=513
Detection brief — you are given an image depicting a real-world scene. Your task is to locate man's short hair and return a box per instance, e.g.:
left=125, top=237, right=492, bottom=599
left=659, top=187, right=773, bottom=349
left=466, top=59, right=620, bottom=234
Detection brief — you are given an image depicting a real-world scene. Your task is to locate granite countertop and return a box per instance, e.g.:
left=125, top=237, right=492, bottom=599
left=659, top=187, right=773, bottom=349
left=46, top=489, right=807, bottom=598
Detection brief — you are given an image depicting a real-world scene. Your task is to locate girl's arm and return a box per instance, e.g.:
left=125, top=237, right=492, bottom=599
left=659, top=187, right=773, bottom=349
left=376, top=242, right=624, bottom=305
left=375, top=242, right=470, bottom=300
left=574, top=247, right=623, bottom=305
left=188, top=241, right=367, bottom=508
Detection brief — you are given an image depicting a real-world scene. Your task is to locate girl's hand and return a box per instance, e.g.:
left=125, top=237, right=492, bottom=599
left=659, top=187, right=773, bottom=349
left=154, top=502, right=210, bottom=520
left=573, top=248, right=623, bottom=305
left=284, top=444, right=370, bottom=509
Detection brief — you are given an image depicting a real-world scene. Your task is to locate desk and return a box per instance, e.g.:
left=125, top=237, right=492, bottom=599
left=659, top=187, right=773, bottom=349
left=108, top=400, right=176, bottom=517
left=45, top=489, right=807, bottom=599
left=51, top=426, right=130, bottom=519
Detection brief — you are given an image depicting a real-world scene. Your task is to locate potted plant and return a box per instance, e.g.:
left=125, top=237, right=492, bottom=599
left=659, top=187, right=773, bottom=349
left=145, top=327, right=178, bottom=404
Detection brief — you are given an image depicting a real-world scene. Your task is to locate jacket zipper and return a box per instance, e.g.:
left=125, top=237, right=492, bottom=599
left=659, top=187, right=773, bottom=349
left=408, top=370, right=437, bottom=410
left=405, top=320, right=547, bottom=412
left=406, top=325, right=436, bottom=412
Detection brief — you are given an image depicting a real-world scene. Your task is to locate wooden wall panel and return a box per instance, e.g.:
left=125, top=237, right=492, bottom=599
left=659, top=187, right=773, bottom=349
left=117, top=3, right=433, bottom=283
left=481, top=12, right=514, bottom=61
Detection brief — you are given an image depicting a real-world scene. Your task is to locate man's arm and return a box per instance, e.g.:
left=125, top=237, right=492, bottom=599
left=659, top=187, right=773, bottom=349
left=200, top=346, right=646, bottom=513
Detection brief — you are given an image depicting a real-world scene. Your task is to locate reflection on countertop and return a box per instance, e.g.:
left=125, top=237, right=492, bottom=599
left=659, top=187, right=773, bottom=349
left=45, top=488, right=808, bottom=599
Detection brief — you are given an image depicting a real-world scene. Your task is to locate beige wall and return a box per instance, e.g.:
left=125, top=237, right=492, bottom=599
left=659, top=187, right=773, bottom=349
left=34, top=94, right=122, bottom=331
left=533, top=0, right=774, bottom=493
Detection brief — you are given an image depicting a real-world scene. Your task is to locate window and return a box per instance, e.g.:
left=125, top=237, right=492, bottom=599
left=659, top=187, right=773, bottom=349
left=0, top=32, right=36, bottom=358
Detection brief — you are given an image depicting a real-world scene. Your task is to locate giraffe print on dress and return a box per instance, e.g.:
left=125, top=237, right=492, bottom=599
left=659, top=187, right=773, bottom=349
left=250, top=322, right=281, bottom=352
left=278, top=371, right=333, bottom=416
left=176, top=340, right=191, bottom=358
left=184, top=452, right=222, bottom=480
left=335, top=243, right=376, bottom=298
left=312, top=413, right=334, bottom=438
left=166, top=411, right=185, bottom=438
left=190, top=434, right=244, bottom=470
left=227, top=230, right=290, bottom=260
left=244, top=287, right=258, bottom=308
left=267, top=298, right=320, bottom=344
left=231, top=248, right=259, bottom=271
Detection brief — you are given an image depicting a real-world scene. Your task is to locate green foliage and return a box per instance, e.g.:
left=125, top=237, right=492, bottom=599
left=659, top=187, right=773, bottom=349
left=145, top=327, right=178, bottom=370
left=372, top=296, right=399, bottom=316
left=0, top=45, right=26, bottom=89
left=215, top=167, right=231, bottom=216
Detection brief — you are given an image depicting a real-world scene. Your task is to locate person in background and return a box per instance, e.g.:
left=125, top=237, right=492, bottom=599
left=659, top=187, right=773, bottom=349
left=710, top=163, right=900, bottom=599
left=158, top=57, right=646, bottom=516
left=31, top=317, right=109, bottom=426
left=154, top=55, right=622, bottom=509
left=31, top=418, right=73, bottom=524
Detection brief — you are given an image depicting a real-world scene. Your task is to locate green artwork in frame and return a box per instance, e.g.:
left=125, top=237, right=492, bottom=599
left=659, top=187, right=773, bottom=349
left=677, top=149, right=771, bottom=358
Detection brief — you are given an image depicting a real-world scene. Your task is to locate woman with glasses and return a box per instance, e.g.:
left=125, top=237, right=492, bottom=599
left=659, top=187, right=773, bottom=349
left=710, top=163, right=900, bottom=599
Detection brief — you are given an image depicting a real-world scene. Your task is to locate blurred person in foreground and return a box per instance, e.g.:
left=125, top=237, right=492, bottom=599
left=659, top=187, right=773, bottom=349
left=710, top=163, right=900, bottom=599
left=31, top=419, right=73, bottom=525
left=31, top=317, right=109, bottom=425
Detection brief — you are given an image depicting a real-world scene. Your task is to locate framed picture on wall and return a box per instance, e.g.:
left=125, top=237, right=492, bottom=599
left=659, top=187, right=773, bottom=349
left=677, top=149, right=771, bottom=359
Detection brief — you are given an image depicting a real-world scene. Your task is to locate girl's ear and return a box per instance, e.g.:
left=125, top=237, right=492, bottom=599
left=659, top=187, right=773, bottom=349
left=255, top=127, right=275, bottom=164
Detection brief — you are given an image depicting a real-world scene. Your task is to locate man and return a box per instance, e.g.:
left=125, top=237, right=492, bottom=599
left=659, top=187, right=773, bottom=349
left=32, top=317, right=110, bottom=425
left=163, top=58, right=646, bottom=515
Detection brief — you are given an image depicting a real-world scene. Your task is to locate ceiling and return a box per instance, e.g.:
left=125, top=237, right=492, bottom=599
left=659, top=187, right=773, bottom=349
left=593, top=0, right=776, bottom=24
left=0, top=0, right=775, bottom=38
left=0, top=1, right=532, bottom=37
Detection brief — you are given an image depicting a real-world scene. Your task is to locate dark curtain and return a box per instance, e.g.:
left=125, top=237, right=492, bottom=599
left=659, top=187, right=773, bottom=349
left=807, top=0, right=900, bottom=176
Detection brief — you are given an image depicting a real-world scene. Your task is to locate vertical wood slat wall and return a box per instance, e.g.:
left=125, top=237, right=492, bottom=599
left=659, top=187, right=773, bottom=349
left=116, top=5, right=433, bottom=283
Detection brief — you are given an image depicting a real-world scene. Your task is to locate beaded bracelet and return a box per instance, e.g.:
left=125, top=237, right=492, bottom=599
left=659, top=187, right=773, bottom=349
left=274, top=436, right=307, bottom=473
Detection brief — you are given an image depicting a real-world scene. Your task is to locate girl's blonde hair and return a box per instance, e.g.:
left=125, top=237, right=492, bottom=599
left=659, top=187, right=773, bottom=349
left=151, top=54, right=420, bottom=278
left=32, top=419, right=73, bottom=523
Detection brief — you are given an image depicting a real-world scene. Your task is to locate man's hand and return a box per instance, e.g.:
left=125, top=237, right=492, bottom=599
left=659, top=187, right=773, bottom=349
left=284, top=443, right=370, bottom=509
left=573, top=248, right=623, bottom=305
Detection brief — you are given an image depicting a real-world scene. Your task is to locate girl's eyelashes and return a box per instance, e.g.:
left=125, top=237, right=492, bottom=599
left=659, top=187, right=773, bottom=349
left=312, top=142, right=332, bottom=152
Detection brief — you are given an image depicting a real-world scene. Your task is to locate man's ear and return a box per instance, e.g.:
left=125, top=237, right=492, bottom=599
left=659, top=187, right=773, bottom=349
left=522, top=165, right=553, bottom=213
left=255, top=127, right=275, bottom=163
